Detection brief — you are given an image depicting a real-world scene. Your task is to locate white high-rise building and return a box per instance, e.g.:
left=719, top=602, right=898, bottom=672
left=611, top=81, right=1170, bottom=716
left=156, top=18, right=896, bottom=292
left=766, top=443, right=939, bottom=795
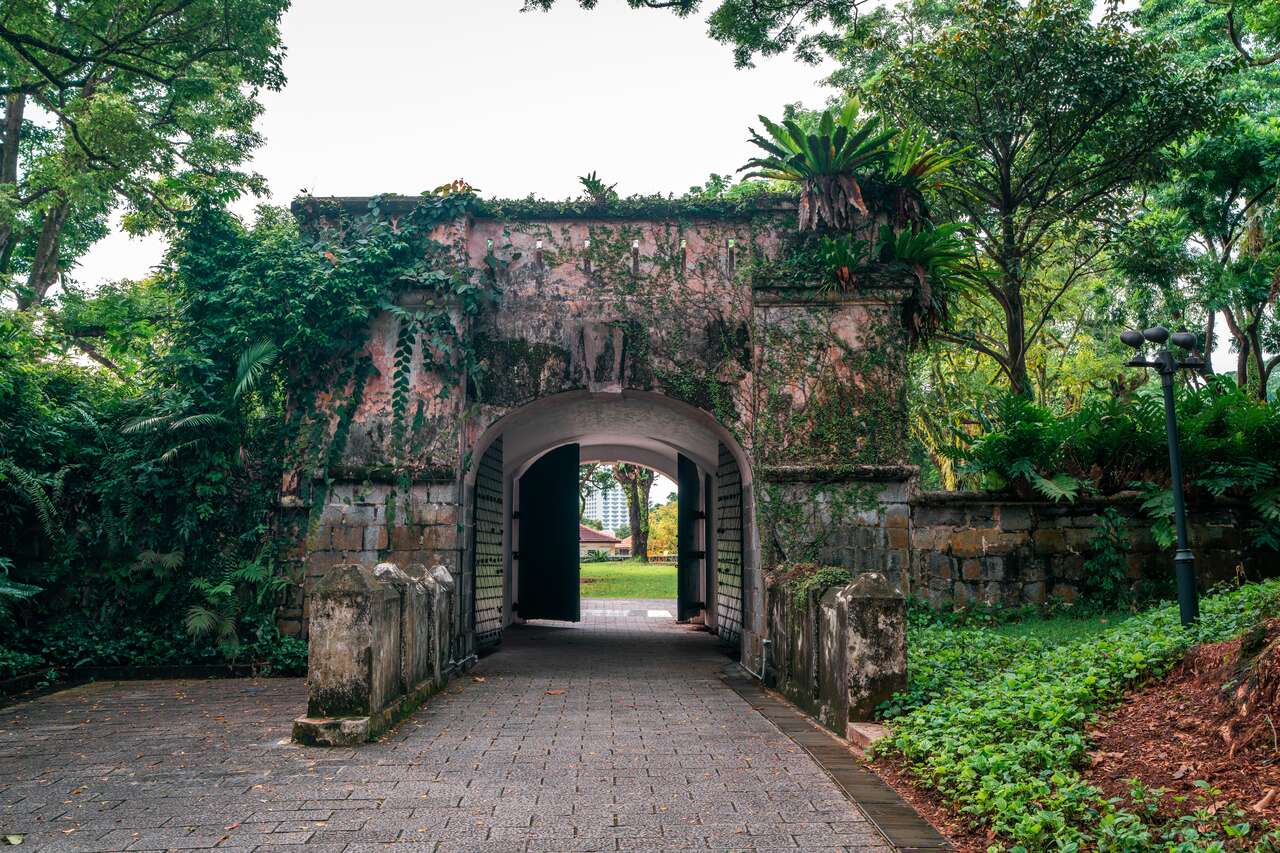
left=584, top=481, right=630, bottom=533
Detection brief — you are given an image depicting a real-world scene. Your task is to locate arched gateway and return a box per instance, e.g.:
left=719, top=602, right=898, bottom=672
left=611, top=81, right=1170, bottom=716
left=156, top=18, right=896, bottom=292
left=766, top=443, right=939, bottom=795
left=280, top=193, right=917, bottom=678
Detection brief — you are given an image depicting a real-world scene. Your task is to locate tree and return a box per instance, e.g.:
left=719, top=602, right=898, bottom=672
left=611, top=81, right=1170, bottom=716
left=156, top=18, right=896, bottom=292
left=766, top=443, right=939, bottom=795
left=852, top=0, right=1220, bottom=395
left=1115, top=116, right=1280, bottom=399
left=612, top=463, right=655, bottom=562
left=521, top=0, right=870, bottom=68
left=1112, top=0, right=1280, bottom=399
left=646, top=499, right=677, bottom=556
left=1221, top=0, right=1280, bottom=66
left=578, top=462, right=615, bottom=519
left=0, top=0, right=288, bottom=309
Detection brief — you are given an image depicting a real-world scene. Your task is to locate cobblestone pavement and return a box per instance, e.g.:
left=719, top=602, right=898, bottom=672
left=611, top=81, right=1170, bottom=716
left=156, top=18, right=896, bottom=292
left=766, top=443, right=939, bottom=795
left=0, top=600, right=893, bottom=852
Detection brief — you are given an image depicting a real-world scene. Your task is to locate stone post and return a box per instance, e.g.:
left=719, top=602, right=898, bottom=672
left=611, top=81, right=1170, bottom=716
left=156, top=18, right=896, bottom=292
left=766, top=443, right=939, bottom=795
left=374, top=562, right=433, bottom=694
left=294, top=563, right=402, bottom=745
left=838, top=571, right=906, bottom=724
left=426, top=564, right=455, bottom=686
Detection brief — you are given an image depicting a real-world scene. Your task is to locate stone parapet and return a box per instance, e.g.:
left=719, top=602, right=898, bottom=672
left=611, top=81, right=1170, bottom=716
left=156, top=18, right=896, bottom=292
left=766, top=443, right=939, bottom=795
left=762, top=571, right=907, bottom=735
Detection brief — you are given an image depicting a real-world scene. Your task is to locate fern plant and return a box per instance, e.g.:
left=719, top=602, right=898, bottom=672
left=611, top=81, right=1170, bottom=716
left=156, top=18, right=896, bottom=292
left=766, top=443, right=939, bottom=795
left=883, top=128, right=967, bottom=222
left=185, top=557, right=290, bottom=659
left=0, top=556, right=41, bottom=626
left=876, top=222, right=980, bottom=342
left=122, top=340, right=277, bottom=463
left=578, top=171, right=618, bottom=205
left=815, top=234, right=870, bottom=290
left=0, top=459, right=61, bottom=539
left=740, top=100, right=898, bottom=230
left=948, top=394, right=1085, bottom=501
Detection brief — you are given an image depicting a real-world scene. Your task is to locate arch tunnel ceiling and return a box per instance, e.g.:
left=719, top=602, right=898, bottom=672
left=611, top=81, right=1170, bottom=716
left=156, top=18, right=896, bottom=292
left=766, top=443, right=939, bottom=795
left=491, top=392, right=727, bottom=482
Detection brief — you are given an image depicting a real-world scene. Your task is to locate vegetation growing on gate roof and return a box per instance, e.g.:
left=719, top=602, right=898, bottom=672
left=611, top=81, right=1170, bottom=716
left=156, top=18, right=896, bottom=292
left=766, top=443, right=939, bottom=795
left=296, top=192, right=799, bottom=223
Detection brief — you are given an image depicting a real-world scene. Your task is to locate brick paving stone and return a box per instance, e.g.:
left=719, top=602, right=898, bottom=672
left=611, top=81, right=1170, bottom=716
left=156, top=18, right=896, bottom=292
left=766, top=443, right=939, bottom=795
left=0, top=598, right=895, bottom=852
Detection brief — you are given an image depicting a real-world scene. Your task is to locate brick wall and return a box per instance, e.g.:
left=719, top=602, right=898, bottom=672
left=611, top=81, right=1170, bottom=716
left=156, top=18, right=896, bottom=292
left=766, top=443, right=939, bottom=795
left=282, top=481, right=463, bottom=638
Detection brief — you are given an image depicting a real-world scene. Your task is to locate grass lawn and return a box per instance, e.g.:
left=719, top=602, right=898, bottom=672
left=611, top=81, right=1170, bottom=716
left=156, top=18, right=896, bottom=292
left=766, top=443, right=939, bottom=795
left=988, top=610, right=1131, bottom=645
left=579, top=560, right=676, bottom=599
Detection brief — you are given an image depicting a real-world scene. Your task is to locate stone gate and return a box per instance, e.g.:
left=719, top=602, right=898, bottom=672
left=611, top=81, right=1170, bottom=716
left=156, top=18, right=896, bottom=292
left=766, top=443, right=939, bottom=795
left=279, top=192, right=917, bottom=680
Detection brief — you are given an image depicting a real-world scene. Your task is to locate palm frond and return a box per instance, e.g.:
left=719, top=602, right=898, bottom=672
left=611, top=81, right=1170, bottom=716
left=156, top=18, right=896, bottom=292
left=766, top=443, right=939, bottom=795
left=120, top=414, right=174, bottom=435
left=183, top=605, right=225, bottom=638
left=169, top=413, right=230, bottom=431
left=0, top=576, right=42, bottom=601
left=233, top=340, right=279, bottom=400
left=159, top=438, right=208, bottom=464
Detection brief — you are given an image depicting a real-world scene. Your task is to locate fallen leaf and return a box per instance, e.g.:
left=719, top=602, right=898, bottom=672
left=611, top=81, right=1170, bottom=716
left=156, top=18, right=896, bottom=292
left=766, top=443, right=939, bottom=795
left=3, top=835, right=25, bottom=846
left=224, top=822, right=241, bottom=831
left=472, top=676, right=486, bottom=683
left=545, top=689, right=565, bottom=696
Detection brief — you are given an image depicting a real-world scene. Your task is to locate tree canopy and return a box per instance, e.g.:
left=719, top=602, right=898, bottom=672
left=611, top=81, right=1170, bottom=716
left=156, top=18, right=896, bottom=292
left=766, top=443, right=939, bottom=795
left=0, top=0, right=289, bottom=309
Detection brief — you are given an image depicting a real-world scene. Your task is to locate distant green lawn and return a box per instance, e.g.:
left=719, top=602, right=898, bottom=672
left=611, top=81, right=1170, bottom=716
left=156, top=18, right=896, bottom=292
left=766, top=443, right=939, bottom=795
left=579, top=560, right=676, bottom=599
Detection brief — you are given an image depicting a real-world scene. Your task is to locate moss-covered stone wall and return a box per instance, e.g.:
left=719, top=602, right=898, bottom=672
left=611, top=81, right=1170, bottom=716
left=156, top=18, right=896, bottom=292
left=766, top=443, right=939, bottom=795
left=282, top=196, right=919, bottom=640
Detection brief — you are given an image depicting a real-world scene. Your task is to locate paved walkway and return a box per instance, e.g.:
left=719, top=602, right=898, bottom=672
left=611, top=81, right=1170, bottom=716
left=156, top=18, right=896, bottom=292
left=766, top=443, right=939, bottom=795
left=0, top=599, right=893, bottom=852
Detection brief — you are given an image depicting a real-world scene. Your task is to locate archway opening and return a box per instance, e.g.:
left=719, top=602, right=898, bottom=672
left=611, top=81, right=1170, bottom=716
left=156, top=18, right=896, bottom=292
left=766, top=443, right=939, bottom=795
left=463, top=391, right=754, bottom=656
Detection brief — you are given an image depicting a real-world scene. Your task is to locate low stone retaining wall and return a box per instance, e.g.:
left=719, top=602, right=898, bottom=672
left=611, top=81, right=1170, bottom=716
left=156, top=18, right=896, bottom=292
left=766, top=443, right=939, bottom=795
left=292, top=561, right=458, bottom=746
left=762, top=571, right=906, bottom=738
left=909, top=492, right=1256, bottom=608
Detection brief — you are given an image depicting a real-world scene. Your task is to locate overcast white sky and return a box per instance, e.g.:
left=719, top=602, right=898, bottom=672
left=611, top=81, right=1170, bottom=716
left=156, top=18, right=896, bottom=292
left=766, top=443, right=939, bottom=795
left=75, top=0, right=833, bottom=288
left=72, top=0, right=1240, bottom=373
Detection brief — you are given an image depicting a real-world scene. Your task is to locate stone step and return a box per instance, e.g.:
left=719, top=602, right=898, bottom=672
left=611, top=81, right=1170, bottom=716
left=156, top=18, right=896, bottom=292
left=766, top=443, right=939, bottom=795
left=846, top=721, right=892, bottom=752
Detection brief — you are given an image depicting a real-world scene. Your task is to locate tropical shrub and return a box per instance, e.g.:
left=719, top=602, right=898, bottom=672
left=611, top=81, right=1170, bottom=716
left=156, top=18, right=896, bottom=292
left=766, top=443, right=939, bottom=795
left=0, top=648, right=46, bottom=680
left=949, top=379, right=1280, bottom=549
left=740, top=100, right=898, bottom=230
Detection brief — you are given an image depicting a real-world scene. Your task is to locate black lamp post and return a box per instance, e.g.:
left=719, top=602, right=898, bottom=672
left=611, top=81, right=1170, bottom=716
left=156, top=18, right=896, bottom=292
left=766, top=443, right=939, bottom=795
left=1120, top=326, right=1204, bottom=627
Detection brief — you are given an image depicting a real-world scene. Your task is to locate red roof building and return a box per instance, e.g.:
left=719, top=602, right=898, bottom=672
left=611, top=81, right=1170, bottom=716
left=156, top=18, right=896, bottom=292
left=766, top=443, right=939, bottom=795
left=578, top=524, right=620, bottom=544
left=579, top=524, right=621, bottom=557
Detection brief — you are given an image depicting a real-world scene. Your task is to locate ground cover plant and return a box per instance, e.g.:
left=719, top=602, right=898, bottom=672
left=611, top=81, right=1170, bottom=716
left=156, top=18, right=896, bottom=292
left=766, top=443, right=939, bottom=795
left=877, top=581, right=1280, bottom=850
left=578, top=560, right=676, bottom=599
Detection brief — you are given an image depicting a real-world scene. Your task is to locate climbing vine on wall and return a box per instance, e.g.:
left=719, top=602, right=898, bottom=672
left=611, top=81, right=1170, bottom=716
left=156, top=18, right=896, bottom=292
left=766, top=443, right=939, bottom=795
left=287, top=190, right=508, bottom=485
left=758, top=481, right=882, bottom=566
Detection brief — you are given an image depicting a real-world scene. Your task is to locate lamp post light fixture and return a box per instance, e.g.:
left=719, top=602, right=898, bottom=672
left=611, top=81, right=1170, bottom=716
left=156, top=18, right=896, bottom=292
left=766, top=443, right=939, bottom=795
left=1120, top=326, right=1205, bottom=627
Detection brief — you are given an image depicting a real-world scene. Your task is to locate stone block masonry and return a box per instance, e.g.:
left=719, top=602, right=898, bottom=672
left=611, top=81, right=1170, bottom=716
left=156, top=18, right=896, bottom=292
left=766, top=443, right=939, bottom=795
left=908, top=492, right=1258, bottom=608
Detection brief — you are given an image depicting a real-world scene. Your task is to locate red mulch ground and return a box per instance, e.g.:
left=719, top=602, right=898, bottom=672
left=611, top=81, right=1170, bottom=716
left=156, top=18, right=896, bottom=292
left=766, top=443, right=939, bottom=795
left=866, top=753, right=990, bottom=853
left=1085, top=618, right=1280, bottom=819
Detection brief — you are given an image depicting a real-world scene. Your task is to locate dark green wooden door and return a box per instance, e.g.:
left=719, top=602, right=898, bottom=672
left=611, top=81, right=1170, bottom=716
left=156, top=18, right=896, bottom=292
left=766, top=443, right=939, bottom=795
left=517, top=443, right=580, bottom=622
left=677, top=453, right=702, bottom=622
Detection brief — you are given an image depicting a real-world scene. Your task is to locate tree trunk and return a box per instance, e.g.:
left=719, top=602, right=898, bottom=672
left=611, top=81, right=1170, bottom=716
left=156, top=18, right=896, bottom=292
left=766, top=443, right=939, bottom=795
left=19, top=200, right=69, bottom=310
left=1004, top=278, right=1031, bottom=396
left=1237, top=339, right=1250, bottom=391
left=1201, top=309, right=1215, bottom=377
left=1249, top=323, right=1267, bottom=400
left=998, top=206, right=1032, bottom=397
left=614, top=464, right=654, bottom=563
left=0, top=93, right=25, bottom=275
